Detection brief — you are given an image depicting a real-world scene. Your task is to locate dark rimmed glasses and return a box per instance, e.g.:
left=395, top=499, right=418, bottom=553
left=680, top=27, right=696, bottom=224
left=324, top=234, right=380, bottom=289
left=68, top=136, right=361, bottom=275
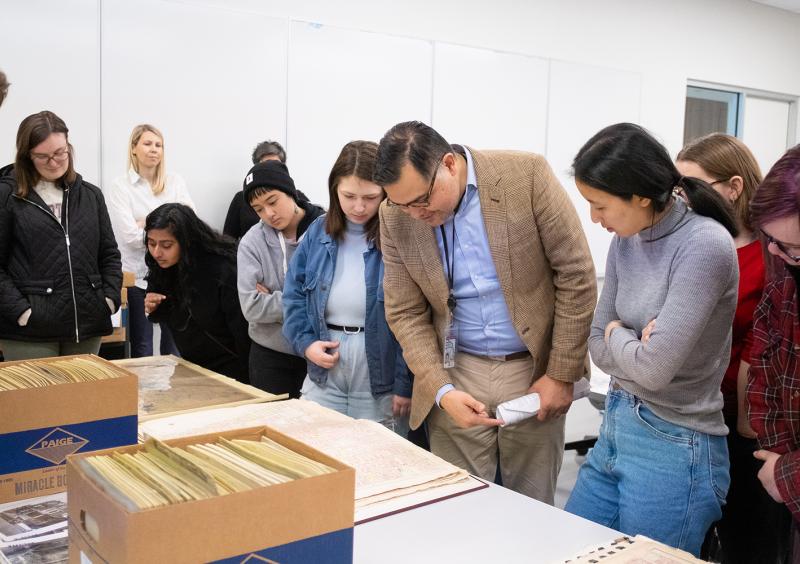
left=762, top=229, right=800, bottom=262
left=387, top=153, right=447, bottom=209
left=30, top=148, right=69, bottom=165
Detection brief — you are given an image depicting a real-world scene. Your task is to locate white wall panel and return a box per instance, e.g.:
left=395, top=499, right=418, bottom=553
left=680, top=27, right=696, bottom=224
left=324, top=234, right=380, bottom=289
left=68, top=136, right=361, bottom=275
left=0, top=0, right=100, bottom=184
left=102, top=0, right=288, bottom=229
left=287, top=21, right=432, bottom=205
left=546, top=61, right=642, bottom=276
left=432, top=42, right=549, bottom=153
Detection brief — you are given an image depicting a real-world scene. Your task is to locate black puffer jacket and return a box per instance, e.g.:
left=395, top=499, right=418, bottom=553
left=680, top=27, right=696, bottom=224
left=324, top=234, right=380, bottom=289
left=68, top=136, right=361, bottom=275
left=0, top=173, right=122, bottom=342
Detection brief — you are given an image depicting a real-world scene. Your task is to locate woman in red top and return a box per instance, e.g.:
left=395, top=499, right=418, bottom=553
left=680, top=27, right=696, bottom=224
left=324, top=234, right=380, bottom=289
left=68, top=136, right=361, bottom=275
left=677, top=134, right=790, bottom=563
left=748, top=144, right=800, bottom=560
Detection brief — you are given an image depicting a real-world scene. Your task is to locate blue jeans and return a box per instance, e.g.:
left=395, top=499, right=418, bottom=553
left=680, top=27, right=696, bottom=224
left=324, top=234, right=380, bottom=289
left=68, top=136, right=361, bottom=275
left=565, top=388, right=730, bottom=556
left=300, top=329, right=408, bottom=437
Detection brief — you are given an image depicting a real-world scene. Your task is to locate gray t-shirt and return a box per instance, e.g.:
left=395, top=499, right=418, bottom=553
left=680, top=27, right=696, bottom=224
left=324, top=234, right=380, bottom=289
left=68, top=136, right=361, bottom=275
left=590, top=196, right=738, bottom=436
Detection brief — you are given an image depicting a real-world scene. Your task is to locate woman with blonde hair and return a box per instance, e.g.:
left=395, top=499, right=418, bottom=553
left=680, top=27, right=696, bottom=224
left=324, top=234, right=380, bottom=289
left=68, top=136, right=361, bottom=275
left=107, top=124, right=195, bottom=357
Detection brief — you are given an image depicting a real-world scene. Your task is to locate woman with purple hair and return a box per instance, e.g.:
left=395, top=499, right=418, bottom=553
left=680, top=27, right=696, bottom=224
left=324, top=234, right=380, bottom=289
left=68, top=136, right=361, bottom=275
left=747, top=144, right=800, bottom=558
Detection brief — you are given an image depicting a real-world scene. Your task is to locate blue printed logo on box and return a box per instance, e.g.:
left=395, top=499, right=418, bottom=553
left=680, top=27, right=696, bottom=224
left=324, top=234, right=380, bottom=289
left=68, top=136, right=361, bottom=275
left=25, top=427, right=89, bottom=464
left=0, top=415, right=138, bottom=475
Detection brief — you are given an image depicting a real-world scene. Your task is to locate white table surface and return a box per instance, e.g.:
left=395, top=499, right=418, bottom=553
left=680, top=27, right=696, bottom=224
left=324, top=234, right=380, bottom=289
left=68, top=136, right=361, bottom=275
left=354, top=481, right=619, bottom=564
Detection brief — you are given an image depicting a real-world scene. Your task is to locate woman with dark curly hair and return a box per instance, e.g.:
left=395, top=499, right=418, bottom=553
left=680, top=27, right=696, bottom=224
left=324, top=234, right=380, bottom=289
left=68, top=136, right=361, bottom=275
left=143, top=203, right=250, bottom=382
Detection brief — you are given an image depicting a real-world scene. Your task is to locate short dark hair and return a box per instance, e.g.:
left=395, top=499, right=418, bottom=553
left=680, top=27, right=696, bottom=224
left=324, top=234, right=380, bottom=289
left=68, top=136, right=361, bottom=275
left=573, top=122, right=738, bottom=237
left=251, top=140, right=286, bottom=165
left=0, top=70, right=9, bottom=107
left=373, top=121, right=451, bottom=187
left=14, top=111, right=77, bottom=198
left=326, top=141, right=382, bottom=244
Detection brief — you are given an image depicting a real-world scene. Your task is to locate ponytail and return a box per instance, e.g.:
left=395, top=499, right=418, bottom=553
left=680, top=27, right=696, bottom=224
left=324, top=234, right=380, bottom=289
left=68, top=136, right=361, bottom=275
left=676, top=176, right=738, bottom=237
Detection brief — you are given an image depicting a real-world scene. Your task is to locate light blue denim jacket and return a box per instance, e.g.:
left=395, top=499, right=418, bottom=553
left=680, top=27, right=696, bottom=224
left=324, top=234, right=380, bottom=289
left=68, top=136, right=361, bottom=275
left=282, top=216, right=412, bottom=397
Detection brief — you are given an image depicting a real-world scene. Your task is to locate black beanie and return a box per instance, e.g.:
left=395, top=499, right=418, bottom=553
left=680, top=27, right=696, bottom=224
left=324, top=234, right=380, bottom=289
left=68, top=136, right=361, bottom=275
left=243, top=161, right=297, bottom=203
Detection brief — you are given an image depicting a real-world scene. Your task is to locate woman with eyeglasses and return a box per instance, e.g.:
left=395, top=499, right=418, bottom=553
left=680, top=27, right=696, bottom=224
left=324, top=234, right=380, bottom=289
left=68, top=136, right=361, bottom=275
left=107, top=124, right=194, bottom=358
left=564, top=123, right=739, bottom=556
left=675, top=134, right=791, bottom=563
left=282, top=141, right=412, bottom=434
left=143, top=203, right=250, bottom=382
left=747, top=145, right=800, bottom=558
left=0, top=111, right=122, bottom=360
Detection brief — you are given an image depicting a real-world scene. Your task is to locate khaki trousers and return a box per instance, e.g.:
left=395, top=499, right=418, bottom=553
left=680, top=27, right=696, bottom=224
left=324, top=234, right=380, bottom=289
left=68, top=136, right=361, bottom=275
left=427, top=352, right=564, bottom=504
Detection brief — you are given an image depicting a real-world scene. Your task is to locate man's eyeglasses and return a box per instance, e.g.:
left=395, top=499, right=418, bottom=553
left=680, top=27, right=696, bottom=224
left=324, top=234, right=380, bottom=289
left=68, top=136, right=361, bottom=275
left=387, top=153, right=446, bottom=209
left=762, top=229, right=800, bottom=262
left=30, top=149, right=69, bottom=165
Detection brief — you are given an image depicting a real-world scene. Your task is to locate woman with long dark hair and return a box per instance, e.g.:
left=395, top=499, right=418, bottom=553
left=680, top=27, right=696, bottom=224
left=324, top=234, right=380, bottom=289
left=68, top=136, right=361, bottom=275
left=564, top=123, right=738, bottom=556
left=0, top=111, right=121, bottom=360
left=143, top=203, right=250, bottom=382
left=747, top=144, right=800, bottom=560
left=282, top=141, right=412, bottom=434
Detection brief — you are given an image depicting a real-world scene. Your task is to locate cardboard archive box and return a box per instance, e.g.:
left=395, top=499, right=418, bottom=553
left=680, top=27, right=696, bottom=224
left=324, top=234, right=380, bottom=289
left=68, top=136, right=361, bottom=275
left=0, top=354, right=138, bottom=503
left=67, top=426, right=356, bottom=564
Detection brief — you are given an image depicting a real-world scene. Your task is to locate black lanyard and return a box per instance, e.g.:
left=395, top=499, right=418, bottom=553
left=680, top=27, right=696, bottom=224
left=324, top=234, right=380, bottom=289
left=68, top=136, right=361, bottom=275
left=440, top=221, right=457, bottom=314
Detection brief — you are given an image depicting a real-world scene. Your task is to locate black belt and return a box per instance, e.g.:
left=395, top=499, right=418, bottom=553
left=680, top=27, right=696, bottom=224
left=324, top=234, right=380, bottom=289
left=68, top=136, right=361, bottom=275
left=470, top=350, right=531, bottom=362
left=326, top=324, right=364, bottom=334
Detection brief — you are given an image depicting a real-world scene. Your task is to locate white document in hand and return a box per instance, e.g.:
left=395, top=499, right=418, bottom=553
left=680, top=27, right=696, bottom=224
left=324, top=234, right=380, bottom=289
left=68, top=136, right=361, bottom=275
left=496, top=378, right=591, bottom=426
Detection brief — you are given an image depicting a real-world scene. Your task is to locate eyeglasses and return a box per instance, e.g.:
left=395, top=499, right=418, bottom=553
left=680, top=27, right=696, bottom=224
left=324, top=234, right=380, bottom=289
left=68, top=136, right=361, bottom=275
left=387, top=153, right=446, bottom=209
left=708, top=178, right=729, bottom=187
left=30, top=149, right=69, bottom=165
left=762, top=229, right=800, bottom=262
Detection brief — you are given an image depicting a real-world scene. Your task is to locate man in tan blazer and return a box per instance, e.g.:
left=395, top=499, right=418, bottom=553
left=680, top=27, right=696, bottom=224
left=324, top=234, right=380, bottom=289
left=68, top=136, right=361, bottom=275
left=375, top=121, right=596, bottom=502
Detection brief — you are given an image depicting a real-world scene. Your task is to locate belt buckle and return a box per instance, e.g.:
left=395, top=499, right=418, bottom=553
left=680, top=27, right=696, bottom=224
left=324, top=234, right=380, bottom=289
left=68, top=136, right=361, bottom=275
left=343, top=326, right=362, bottom=335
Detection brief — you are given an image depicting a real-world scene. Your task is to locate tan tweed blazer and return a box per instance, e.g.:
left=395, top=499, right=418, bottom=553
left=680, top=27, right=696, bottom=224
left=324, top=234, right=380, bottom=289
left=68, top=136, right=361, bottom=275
left=380, top=149, right=597, bottom=429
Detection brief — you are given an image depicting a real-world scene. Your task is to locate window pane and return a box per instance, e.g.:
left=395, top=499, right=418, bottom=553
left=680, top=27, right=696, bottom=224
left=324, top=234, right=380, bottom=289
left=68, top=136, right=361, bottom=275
left=684, top=86, right=740, bottom=145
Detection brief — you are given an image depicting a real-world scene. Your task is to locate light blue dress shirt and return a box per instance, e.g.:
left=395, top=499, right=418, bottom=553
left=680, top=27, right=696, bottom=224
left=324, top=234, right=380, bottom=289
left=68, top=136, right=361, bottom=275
left=434, top=147, right=527, bottom=406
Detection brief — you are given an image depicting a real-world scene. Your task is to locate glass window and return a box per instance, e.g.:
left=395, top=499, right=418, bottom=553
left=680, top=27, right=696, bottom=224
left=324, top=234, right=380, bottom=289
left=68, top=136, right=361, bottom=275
left=684, top=86, right=742, bottom=145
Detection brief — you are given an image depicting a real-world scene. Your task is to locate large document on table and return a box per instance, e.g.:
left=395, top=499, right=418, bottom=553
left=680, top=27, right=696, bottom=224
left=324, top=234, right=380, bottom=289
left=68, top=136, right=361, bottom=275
left=140, top=400, right=482, bottom=521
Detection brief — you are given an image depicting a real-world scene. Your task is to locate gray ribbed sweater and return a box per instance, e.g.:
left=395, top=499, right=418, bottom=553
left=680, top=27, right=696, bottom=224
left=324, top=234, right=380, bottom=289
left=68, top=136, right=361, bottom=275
left=590, top=196, right=738, bottom=435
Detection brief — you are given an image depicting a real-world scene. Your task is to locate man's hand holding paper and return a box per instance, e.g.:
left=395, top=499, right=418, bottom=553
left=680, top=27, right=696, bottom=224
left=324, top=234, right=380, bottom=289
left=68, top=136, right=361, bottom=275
left=498, top=378, right=591, bottom=426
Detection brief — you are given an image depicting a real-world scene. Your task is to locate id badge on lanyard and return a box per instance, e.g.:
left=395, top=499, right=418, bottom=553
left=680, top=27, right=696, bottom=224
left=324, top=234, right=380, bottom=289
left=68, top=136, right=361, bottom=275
left=443, top=294, right=457, bottom=369
left=441, top=221, right=457, bottom=369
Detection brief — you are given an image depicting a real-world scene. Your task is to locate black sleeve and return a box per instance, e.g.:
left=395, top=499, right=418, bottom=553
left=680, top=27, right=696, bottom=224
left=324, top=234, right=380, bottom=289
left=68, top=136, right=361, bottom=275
left=219, top=268, right=251, bottom=360
left=94, top=187, right=123, bottom=310
left=0, top=183, right=30, bottom=321
left=223, top=192, right=242, bottom=239
left=143, top=279, right=175, bottom=325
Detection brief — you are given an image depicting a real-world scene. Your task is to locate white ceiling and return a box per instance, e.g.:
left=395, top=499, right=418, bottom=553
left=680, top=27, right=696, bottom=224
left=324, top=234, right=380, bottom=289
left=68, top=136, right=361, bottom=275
left=751, top=0, right=800, bottom=13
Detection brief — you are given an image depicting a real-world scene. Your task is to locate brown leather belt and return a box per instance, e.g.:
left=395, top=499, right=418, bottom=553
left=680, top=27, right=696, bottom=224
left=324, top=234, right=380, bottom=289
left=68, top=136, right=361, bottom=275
left=470, top=350, right=531, bottom=362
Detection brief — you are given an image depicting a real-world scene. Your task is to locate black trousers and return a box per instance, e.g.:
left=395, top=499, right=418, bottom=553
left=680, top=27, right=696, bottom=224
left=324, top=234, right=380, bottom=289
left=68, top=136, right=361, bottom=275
left=705, top=416, right=793, bottom=564
left=248, top=340, right=307, bottom=398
